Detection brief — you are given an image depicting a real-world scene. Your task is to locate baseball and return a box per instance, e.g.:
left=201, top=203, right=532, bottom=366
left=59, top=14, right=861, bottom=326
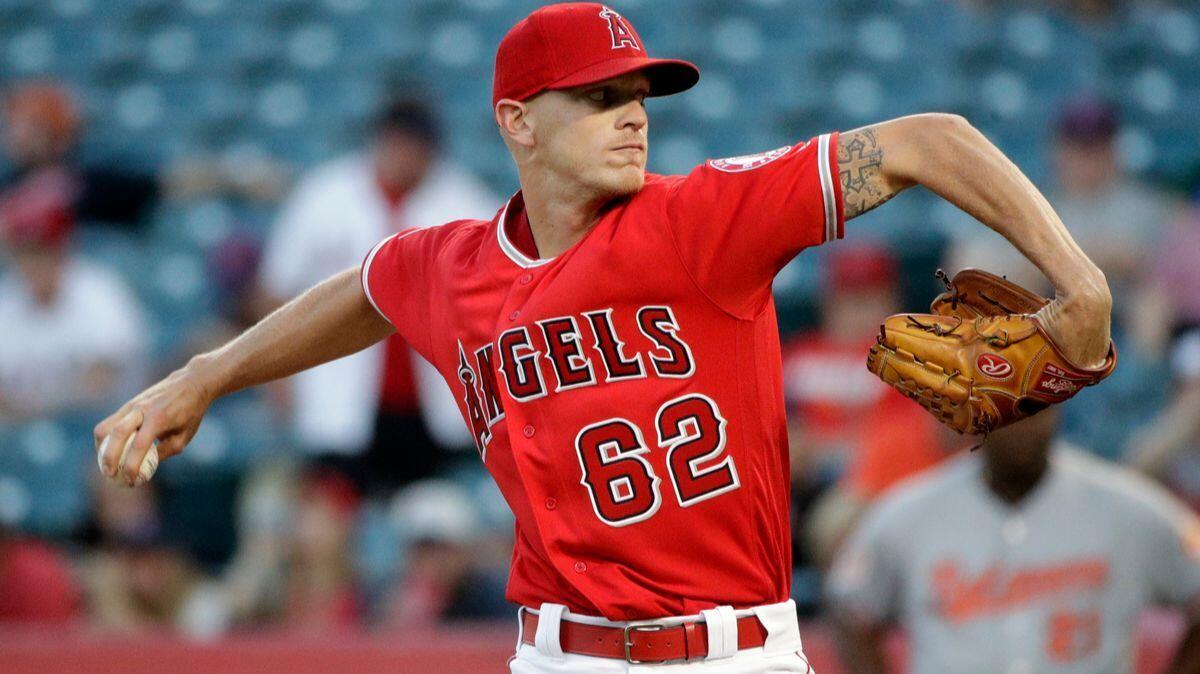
left=98, top=434, right=159, bottom=487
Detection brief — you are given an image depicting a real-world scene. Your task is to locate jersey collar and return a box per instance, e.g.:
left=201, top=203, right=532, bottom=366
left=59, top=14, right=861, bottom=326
left=496, top=191, right=555, bottom=269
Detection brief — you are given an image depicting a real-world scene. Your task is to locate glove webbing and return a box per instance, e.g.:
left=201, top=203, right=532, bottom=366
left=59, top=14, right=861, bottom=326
left=935, top=268, right=1029, bottom=316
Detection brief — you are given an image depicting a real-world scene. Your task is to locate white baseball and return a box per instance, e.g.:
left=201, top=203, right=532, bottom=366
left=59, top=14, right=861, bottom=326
left=98, top=434, right=159, bottom=487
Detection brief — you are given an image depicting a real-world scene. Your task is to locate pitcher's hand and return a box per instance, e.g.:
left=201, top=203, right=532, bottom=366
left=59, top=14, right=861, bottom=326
left=1035, top=275, right=1113, bottom=370
left=94, top=364, right=216, bottom=486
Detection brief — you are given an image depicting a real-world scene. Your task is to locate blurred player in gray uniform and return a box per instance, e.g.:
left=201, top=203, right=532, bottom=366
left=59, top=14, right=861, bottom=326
left=826, top=409, right=1200, bottom=674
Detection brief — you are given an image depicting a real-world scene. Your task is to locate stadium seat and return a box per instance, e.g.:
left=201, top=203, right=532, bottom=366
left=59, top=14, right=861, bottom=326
left=0, top=417, right=93, bottom=537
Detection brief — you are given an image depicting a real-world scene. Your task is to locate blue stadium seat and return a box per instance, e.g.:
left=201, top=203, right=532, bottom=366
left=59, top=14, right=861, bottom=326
left=175, top=0, right=233, bottom=18
left=141, top=25, right=200, bottom=75
left=283, top=22, right=343, bottom=72
left=5, top=27, right=59, bottom=77
left=0, top=417, right=93, bottom=537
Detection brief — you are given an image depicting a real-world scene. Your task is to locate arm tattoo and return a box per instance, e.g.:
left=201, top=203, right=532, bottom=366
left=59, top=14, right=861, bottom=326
left=838, top=126, right=897, bottom=220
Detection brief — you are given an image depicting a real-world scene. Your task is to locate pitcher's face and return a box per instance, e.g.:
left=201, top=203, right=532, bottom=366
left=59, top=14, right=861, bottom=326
left=526, top=71, right=651, bottom=199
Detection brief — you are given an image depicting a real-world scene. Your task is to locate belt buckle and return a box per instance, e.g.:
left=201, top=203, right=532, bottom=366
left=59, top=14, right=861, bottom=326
left=623, top=623, right=665, bottom=664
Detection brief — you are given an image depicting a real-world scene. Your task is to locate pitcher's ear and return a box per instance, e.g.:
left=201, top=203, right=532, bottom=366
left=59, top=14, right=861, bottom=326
left=496, top=99, right=534, bottom=149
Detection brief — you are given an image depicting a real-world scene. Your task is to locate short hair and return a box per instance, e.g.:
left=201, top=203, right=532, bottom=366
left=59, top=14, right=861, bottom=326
left=373, top=97, right=440, bottom=148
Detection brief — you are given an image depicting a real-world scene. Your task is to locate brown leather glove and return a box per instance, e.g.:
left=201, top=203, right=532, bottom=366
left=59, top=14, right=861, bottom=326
left=866, top=269, right=1118, bottom=435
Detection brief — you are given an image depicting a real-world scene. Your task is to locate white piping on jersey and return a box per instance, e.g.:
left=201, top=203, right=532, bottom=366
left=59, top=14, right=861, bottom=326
left=817, top=133, right=838, bottom=243
left=497, top=195, right=555, bottom=269
left=361, top=226, right=426, bottom=324
left=361, top=233, right=398, bottom=324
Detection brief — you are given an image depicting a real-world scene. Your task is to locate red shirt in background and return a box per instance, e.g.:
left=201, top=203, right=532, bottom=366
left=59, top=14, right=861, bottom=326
left=0, top=538, right=81, bottom=625
left=782, top=333, right=947, bottom=495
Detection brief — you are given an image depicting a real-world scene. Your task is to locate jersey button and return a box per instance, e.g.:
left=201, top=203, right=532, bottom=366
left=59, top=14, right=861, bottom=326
left=573, top=561, right=587, bottom=573
left=509, top=310, right=520, bottom=321
left=520, top=273, right=533, bottom=285
left=523, top=425, right=535, bottom=438
left=544, top=497, right=557, bottom=510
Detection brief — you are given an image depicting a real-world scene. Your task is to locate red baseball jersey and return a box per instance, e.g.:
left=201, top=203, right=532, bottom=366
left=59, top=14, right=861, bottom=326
left=362, top=133, right=843, bottom=620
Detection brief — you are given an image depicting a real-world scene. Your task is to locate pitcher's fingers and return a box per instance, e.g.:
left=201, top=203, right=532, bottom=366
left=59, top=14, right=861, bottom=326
left=93, top=400, right=135, bottom=454
left=123, top=412, right=164, bottom=486
left=99, top=408, right=143, bottom=478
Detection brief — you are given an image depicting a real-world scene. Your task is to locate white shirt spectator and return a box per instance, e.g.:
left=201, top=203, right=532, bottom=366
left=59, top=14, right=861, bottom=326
left=259, top=154, right=501, bottom=454
left=0, top=258, right=146, bottom=416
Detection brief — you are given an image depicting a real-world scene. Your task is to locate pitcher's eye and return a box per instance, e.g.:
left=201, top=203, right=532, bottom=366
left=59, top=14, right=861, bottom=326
left=586, top=88, right=608, bottom=103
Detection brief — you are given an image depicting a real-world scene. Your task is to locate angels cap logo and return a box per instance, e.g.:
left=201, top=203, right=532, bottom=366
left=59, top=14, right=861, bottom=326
left=599, top=7, right=639, bottom=51
left=708, top=146, right=795, bottom=173
left=977, top=353, right=1013, bottom=380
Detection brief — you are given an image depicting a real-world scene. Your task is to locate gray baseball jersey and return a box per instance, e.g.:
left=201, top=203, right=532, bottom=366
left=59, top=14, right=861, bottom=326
left=826, top=444, right=1200, bottom=674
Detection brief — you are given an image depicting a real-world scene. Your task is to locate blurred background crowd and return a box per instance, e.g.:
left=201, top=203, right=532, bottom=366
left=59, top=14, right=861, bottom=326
left=1, top=0, right=1199, bottom=669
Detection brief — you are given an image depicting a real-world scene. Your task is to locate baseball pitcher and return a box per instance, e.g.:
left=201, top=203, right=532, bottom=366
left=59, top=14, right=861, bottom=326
left=94, top=4, right=1115, bottom=671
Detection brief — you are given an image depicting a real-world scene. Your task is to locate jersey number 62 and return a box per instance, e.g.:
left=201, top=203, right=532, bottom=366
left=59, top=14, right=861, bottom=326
left=575, top=394, right=740, bottom=527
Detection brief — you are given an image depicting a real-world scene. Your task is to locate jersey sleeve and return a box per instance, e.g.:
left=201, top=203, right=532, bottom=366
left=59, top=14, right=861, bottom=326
left=825, top=496, right=904, bottom=625
left=360, top=228, right=435, bottom=358
left=665, top=133, right=844, bottom=317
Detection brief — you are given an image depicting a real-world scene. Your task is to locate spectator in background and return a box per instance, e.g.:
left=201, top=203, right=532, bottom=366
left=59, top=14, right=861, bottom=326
left=944, top=97, right=1182, bottom=313
left=215, top=466, right=362, bottom=633
left=1128, top=189, right=1200, bottom=489
left=1047, top=98, right=1182, bottom=303
left=782, top=244, right=951, bottom=572
left=176, top=232, right=266, bottom=369
left=278, top=472, right=364, bottom=632
left=219, top=461, right=296, bottom=628
left=255, top=95, right=501, bottom=495
left=1136, top=184, right=1200, bottom=359
left=0, top=207, right=146, bottom=420
left=0, top=82, right=283, bottom=236
left=827, top=409, right=1200, bottom=674
left=78, top=477, right=216, bottom=635
left=380, top=480, right=511, bottom=629
left=1130, top=330, right=1200, bottom=494
left=1, top=82, right=156, bottom=232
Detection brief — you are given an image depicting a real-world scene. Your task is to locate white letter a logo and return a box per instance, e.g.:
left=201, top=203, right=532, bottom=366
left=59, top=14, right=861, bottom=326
left=599, top=7, right=640, bottom=50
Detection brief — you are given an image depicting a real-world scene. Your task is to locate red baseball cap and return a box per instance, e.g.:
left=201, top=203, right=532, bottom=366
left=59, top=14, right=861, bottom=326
left=492, top=3, right=700, bottom=108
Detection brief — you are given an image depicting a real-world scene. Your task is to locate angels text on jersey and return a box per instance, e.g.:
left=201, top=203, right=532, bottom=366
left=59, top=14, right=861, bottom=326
left=456, top=304, right=694, bottom=451
left=456, top=303, right=742, bottom=527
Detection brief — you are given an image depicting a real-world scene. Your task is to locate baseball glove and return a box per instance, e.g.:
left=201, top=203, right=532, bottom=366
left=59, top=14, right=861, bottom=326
left=866, top=268, right=1117, bottom=436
